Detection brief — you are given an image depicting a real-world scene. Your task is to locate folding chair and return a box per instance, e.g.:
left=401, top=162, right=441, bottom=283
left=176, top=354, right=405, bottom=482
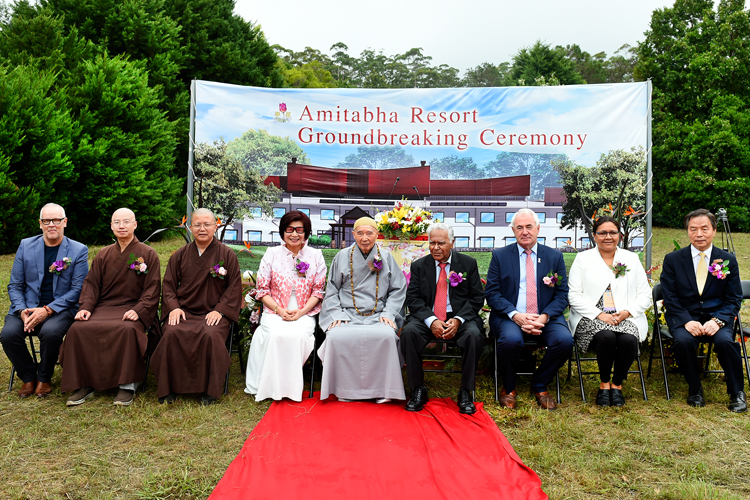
left=7, top=333, right=40, bottom=392
left=648, top=283, right=720, bottom=400
left=733, top=280, right=750, bottom=383
left=308, top=319, right=325, bottom=397
left=223, top=322, right=239, bottom=396
left=493, top=336, right=562, bottom=404
left=573, top=343, right=648, bottom=402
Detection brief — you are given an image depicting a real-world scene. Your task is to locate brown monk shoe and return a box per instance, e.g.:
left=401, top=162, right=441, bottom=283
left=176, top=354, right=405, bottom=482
left=35, top=382, right=52, bottom=398
left=499, top=389, right=517, bottom=409
left=18, top=380, right=37, bottom=398
left=533, top=391, right=557, bottom=410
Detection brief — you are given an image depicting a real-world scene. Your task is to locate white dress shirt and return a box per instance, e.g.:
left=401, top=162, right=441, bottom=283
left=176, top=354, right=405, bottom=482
left=690, top=244, right=712, bottom=275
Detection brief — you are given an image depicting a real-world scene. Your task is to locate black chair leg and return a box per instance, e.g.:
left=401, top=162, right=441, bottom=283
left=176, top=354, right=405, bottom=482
left=8, top=366, right=16, bottom=392
left=140, top=356, right=150, bottom=394
left=224, top=327, right=234, bottom=396
left=308, top=347, right=317, bottom=398
left=574, top=345, right=586, bottom=402
left=238, top=330, right=246, bottom=375
left=555, top=369, right=561, bottom=405
left=647, top=330, right=657, bottom=378
left=636, top=354, right=648, bottom=401
left=741, top=331, right=750, bottom=385
left=657, top=331, right=670, bottom=400
left=493, top=340, right=499, bottom=402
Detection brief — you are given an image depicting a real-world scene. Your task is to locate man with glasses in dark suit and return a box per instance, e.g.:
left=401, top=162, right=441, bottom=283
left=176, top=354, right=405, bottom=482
left=1, top=203, right=88, bottom=398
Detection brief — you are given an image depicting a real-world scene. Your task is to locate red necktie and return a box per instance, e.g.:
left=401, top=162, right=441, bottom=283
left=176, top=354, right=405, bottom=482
left=434, top=262, right=448, bottom=321
left=525, top=249, right=537, bottom=314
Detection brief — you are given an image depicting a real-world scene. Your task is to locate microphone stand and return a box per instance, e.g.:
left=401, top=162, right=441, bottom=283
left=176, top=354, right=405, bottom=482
left=388, top=177, right=400, bottom=201
left=412, top=186, right=424, bottom=208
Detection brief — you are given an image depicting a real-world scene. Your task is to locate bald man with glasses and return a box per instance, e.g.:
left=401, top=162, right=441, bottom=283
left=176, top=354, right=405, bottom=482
left=1, top=203, right=88, bottom=398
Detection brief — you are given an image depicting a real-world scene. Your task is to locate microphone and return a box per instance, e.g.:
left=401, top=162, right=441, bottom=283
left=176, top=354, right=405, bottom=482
left=413, top=186, right=423, bottom=205
left=388, top=177, right=400, bottom=200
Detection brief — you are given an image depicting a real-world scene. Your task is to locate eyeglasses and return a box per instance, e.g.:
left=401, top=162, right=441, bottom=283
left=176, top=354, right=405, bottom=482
left=40, top=219, right=64, bottom=225
left=111, top=220, right=134, bottom=226
left=191, top=223, right=216, bottom=229
left=595, top=231, right=620, bottom=237
left=284, top=227, right=305, bottom=234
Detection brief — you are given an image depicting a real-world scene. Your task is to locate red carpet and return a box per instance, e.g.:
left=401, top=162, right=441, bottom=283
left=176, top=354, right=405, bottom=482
left=210, top=394, right=547, bottom=500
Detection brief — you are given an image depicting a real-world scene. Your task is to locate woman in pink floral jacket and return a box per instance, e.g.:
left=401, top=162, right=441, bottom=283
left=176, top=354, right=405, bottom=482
left=244, top=211, right=327, bottom=401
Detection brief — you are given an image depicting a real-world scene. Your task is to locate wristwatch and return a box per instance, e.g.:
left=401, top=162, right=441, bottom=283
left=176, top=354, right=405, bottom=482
left=711, top=317, right=726, bottom=328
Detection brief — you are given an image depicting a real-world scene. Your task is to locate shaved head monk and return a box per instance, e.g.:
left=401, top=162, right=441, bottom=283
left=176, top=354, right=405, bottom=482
left=151, top=208, right=242, bottom=405
left=61, top=208, right=161, bottom=406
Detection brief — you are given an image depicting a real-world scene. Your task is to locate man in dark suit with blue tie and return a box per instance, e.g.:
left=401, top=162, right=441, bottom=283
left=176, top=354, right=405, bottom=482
left=660, top=209, right=745, bottom=412
left=401, top=223, right=485, bottom=414
left=485, top=209, right=572, bottom=410
left=1, top=203, right=88, bottom=398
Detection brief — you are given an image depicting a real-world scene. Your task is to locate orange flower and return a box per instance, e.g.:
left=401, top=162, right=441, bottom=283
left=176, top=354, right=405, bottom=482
left=244, top=241, right=252, bottom=250
left=217, top=218, right=222, bottom=226
left=181, top=215, right=187, bottom=225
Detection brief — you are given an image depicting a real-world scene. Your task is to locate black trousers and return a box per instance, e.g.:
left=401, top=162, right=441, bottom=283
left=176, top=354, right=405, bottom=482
left=400, top=317, right=484, bottom=391
left=672, top=324, right=744, bottom=396
left=0, top=311, right=74, bottom=383
left=591, top=329, right=638, bottom=386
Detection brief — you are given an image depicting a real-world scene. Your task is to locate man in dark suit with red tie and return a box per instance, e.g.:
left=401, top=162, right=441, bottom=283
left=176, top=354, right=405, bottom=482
left=660, top=209, right=745, bottom=412
left=485, top=209, right=572, bottom=410
left=401, top=223, right=485, bottom=414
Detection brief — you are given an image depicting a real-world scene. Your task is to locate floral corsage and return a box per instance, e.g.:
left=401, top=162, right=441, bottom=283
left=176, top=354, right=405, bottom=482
left=367, top=255, right=383, bottom=275
left=49, top=257, right=72, bottom=275
left=543, top=270, right=560, bottom=287
left=295, top=258, right=310, bottom=277
left=708, top=259, right=730, bottom=280
left=210, top=261, right=227, bottom=279
left=447, top=271, right=466, bottom=287
left=127, top=253, right=148, bottom=274
left=610, top=262, right=629, bottom=278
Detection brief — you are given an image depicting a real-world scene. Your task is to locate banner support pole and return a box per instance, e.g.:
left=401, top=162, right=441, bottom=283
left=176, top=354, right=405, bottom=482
left=187, top=79, right=196, bottom=224
left=645, top=79, right=653, bottom=272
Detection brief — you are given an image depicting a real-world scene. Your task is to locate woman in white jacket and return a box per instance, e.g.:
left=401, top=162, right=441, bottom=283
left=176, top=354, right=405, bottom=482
left=568, top=216, right=652, bottom=407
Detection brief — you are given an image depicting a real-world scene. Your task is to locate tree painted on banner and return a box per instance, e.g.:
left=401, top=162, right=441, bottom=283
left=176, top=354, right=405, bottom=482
left=227, top=129, right=311, bottom=177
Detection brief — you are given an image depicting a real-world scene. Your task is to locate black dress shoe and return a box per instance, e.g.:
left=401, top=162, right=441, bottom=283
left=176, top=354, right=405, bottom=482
left=406, top=385, right=428, bottom=412
left=595, top=389, right=611, bottom=407
left=687, top=387, right=705, bottom=407
left=610, top=388, right=625, bottom=407
left=158, top=392, right=178, bottom=405
left=457, top=389, right=476, bottom=415
left=200, top=393, right=219, bottom=406
left=728, top=391, right=747, bottom=413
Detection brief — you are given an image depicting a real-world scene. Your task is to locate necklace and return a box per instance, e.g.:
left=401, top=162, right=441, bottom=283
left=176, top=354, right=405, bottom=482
left=349, top=245, right=380, bottom=316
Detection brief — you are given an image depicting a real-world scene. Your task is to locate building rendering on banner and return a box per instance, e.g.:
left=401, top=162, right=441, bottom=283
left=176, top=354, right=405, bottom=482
left=220, top=161, right=642, bottom=250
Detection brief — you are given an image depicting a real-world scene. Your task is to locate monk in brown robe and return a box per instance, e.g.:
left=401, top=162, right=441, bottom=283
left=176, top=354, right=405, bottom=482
left=61, top=208, right=161, bottom=406
left=151, top=208, right=242, bottom=405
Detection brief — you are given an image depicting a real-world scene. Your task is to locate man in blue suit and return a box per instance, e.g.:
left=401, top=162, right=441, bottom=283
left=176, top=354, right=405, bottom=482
left=485, top=208, right=572, bottom=410
left=1, top=203, right=88, bottom=398
left=660, top=209, right=745, bottom=412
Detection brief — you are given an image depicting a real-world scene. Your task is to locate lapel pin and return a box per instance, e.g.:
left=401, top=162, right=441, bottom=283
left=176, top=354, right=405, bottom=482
left=537, top=258, right=541, bottom=263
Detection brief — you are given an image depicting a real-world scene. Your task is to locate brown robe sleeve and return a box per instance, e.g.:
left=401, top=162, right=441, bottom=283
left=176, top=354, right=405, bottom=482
left=78, top=247, right=106, bottom=313
left=213, top=245, right=242, bottom=322
left=131, top=244, right=161, bottom=329
left=161, top=245, right=185, bottom=321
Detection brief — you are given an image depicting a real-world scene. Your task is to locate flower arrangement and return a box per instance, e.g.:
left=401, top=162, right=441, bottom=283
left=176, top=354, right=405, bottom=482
left=127, top=253, right=148, bottom=274
left=49, top=257, right=72, bottom=275
left=543, top=270, right=560, bottom=287
left=611, top=262, right=629, bottom=278
left=374, top=199, right=432, bottom=240
left=708, top=259, right=730, bottom=280
left=238, top=270, right=263, bottom=360
left=447, top=271, right=466, bottom=287
left=295, top=258, right=310, bottom=277
left=210, top=261, right=227, bottom=279
left=368, top=255, right=383, bottom=275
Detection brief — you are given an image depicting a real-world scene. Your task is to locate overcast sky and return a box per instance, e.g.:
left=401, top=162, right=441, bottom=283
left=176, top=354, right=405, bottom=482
left=234, top=0, right=680, bottom=74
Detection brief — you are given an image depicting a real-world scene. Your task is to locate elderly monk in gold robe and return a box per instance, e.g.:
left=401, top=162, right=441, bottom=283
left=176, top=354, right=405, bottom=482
left=151, top=208, right=242, bottom=405
left=60, top=208, right=160, bottom=407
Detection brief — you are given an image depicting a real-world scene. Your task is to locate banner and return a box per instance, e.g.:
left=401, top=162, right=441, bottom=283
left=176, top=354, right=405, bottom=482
left=195, top=81, right=649, bottom=199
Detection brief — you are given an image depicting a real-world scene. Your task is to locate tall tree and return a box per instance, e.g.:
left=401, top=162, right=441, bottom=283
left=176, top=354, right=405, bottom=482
left=462, top=62, right=511, bottom=87
left=429, top=156, right=484, bottom=179
left=483, top=152, right=564, bottom=199
left=195, top=139, right=280, bottom=241
left=635, top=0, right=750, bottom=230
left=335, top=146, right=416, bottom=170
left=505, top=40, right=585, bottom=86
left=226, top=129, right=310, bottom=176
left=554, top=148, right=646, bottom=246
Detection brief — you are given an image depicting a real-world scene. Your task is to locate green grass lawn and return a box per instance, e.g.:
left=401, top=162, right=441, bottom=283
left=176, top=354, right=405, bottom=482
left=1, top=229, right=749, bottom=499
